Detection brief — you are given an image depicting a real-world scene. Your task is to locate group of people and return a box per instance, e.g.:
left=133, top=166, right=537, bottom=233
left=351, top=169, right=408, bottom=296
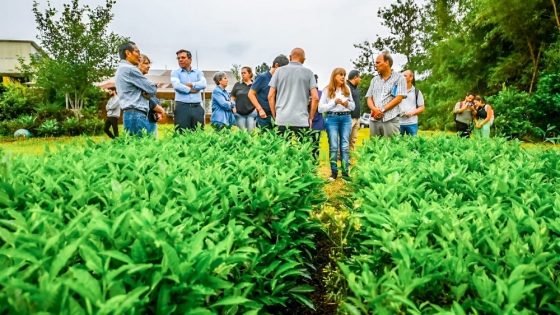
left=454, top=93, right=494, bottom=138
left=108, top=41, right=492, bottom=181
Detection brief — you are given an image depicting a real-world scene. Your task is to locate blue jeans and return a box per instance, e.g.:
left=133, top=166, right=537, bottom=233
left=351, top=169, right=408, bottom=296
left=325, top=114, right=352, bottom=175
left=257, top=115, right=273, bottom=130
left=147, top=122, right=158, bottom=139
left=234, top=111, right=257, bottom=131
left=400, top=123, right=418, bottom=136
left=123, top=111, right=151, bottom=137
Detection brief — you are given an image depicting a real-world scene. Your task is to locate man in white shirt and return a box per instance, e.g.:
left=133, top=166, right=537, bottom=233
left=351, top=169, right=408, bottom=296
left=365, top=51, right=407, bottom=138
left=399, top=70, right=425, bottom=136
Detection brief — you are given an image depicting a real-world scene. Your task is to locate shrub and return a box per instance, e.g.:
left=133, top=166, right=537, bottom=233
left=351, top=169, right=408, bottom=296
left=61, top=117, right=81, bottom=136
left=527, top=71, right=560, bottom=133
left=0, top=130, right=325, bottom=314
left=0, top=84, right=41, bottom=121
left=34, top=101, right=67, bottom=122
left=341, top=136, right=560, bottom=314
left=36, top=119, right=60, bottom=137
left=486, top=86, right=533, bottom=139
left=81, top=118, right=105, bottom=135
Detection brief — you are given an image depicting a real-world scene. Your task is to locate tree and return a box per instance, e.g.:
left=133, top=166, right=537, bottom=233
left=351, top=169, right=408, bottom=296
left=352, top=41, right=378, bottom=75
left=254, top=62, right=270, bottom=77
left=19, top=0, right=125, bottom=112
left=374, top=0, right=423, bottom=70
left=231, top=64, right=241, bottom=82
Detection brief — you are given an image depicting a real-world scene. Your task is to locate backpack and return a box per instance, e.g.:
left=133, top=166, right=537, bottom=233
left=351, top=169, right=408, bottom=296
left=414, top=89, right=420, bottom=108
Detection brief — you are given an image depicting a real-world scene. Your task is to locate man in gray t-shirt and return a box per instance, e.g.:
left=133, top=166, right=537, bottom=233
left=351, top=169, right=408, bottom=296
left=268, top=47, right=319, bottom=133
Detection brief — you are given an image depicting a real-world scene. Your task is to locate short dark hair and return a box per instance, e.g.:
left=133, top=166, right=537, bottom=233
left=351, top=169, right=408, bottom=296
left=475, top=95, right=485, bottom=103
left=381, top=51, right=393, bottom=67
left=176, top=49, right=192, bottom=58
left=272, top=54, right=289, bottom=68
left=467, top=92, right=475, bottom=97
left=108, top=86, right=116, bottom=92
left=119, top=41, right=136, bottom=60
left=348, top=70, right=360, bottom=80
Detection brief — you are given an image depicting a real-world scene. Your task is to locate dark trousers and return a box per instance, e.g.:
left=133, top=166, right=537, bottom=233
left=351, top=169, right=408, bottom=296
left=455, top=120, right=471, bottom=138
left=174, top=102, right=205, bottom=132
left=104, top=117, right=119, bottom=139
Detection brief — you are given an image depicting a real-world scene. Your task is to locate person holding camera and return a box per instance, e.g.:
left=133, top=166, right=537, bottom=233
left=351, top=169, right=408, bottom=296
left=453, top=93, right=476, bottom=138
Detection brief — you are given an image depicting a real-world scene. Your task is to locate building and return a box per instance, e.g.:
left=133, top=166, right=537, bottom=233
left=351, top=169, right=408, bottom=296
left=0, top=39, right=42, bottom=84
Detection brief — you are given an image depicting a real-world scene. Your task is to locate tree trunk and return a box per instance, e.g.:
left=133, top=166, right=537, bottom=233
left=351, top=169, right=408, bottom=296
left=529, top=43, right=543, bottom=94
left=553, top=0, right=560, bottom=32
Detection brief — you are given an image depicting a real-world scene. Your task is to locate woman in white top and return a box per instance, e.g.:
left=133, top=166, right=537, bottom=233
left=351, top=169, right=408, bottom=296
left=318, top=68, right=355, bottom=181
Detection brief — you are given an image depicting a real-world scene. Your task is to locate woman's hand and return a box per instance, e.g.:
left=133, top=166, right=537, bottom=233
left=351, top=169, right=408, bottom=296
left=476, top=124, right=482, bottom=129
left=335, top=98, right=343, bottom=105
left=258, top=108, right=267, bottom=118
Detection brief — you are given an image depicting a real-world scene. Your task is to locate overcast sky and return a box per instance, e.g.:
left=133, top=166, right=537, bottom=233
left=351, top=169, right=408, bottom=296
left=0, top=0, right=406, bottom=87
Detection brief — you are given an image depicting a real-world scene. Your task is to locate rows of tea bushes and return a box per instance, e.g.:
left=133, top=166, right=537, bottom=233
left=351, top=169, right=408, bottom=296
left=0, top=130, right=324, bottom=314
left=342, top=136, right=560, bottom=314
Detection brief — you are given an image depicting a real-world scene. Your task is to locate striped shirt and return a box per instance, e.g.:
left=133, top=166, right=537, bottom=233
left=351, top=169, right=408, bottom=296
left=114, top=60, right=157, bottom=113
left=365, top=71, right=407, bottom=122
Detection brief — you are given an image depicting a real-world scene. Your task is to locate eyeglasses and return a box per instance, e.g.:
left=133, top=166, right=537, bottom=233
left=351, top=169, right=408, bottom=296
left=133, top=49, right=140, bottom=54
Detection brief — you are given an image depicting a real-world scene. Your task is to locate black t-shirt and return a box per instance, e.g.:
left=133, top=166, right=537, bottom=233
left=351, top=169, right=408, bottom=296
left=231, top=81, right=254, bottom=115
left=476, top=104, right=488, bottom=119
left=347, top=81, right=361, bottom=119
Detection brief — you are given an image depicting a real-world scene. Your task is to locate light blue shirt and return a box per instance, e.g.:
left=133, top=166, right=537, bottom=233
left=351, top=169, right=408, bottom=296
left=170, top=67, right=207, bottom=103
left=115, top=60, right=157, bottom=112
left=210, top=86, right=236, bottom=126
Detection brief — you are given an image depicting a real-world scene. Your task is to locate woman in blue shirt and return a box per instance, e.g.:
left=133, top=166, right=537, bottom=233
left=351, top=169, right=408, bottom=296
left=210, top=72, right=236, bottom=130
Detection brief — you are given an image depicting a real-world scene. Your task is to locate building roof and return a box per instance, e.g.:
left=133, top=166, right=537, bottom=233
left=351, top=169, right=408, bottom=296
left=0, top=39, right=42, bottom=52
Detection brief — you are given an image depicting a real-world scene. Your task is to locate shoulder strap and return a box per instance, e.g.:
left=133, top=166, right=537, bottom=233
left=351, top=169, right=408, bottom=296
left=415, top=89, right=419, bottom=108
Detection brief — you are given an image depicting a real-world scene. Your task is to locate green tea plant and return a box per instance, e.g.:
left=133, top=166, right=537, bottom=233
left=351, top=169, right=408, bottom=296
left=0, top=130, right=325, bottom=314
left=341, top=136, right=560, bottom=314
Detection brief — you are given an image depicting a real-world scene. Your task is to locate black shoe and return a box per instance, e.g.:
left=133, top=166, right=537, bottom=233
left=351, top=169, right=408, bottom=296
left=328, top=173, right=338, bottom=181
left=341, top=173, right=350, bottom=183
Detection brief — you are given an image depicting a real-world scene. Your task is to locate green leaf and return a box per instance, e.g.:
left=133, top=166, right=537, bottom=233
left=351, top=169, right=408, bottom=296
left=79, top=245, right=103, bottom=274
left=161, top=243, right=181, bottom=277
left=288, top=285, right=315, bottom=293
left=211, top=296, right=251, bottom=308
left=50, top=238, right=81, bottom=277
left=99, top=250, right=134, bottom=264
left=290, top=293, right=315, bottom=310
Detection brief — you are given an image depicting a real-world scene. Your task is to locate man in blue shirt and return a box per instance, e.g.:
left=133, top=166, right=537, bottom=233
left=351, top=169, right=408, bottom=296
left=247, top=54, right=289, bottom=129
left=170, top=49, right=207, bottom=132
left=114, top=41, right=158, bottom=137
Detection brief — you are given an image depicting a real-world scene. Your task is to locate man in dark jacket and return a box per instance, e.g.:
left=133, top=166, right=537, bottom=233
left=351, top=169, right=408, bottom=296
left=347, top=70, right=361, bottom=151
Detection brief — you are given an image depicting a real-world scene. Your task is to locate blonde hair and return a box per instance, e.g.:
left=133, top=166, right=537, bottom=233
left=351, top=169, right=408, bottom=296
left=327, top=68, right=350, bottom=99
